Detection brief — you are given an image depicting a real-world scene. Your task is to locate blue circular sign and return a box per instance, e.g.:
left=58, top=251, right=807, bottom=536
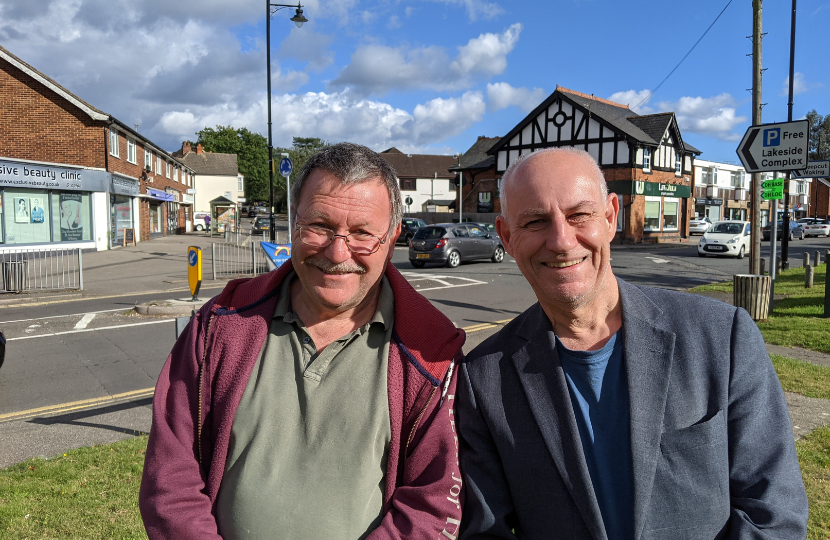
left=279, top=157, right=293, bottom=177
left=189, top=250, right=198, bottom=266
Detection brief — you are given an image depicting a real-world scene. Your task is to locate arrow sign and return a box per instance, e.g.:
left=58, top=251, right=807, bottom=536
left=279, top=157, right=293, bottom=178
left=736, top=119, right=810, bottom=173
left=762, top=178, right=784, bottom=189
left=792, top=160, right=830, bottom=179
left=762, top=189, right=783, bottom=200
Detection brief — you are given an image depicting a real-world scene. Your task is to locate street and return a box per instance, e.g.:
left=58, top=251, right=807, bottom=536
left=1, top=232, right=829, bottom=466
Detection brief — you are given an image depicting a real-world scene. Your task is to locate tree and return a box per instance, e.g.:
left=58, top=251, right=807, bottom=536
left=195, top=126, right=270, bottom=202
left=805, top=110, right=830, bottom=160
left=273, top=137, right=330, bottom=213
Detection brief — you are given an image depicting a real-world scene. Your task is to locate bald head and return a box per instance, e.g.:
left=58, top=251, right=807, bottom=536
left=499, top=147, right=608, bottom=221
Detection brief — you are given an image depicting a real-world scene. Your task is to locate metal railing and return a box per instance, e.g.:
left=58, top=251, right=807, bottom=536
left=1, top=248, right=83, bottom=293
left=210, top=242, right=271, bottom=279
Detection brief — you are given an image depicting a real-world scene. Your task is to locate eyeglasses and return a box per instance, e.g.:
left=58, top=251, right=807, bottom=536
left=296, top=225, right=388, bottom=255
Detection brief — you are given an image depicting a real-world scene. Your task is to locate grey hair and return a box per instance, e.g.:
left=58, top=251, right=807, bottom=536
left=498, top=146, right=608, bottom=219
left=290, top=142, right=403, bottom=235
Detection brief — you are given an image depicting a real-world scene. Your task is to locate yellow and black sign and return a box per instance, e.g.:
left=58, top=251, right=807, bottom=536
left=187, top=246, right=202, bottom=300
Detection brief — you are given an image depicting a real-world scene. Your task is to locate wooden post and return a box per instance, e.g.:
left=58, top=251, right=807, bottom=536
left=814, top=250, right=821, bottom=267
left=805, top=265, right=814, bottom=288
left=733, top=274, right=772, bottom=320
left=803, top=252, right=810, bottom=267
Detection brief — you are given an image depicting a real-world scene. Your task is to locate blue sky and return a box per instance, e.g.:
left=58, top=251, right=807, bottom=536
left=1, top=0, right=827, bottom=163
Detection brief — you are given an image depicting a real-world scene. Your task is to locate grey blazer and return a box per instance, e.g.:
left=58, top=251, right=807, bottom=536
left=458, top=278, right=807, bottom=539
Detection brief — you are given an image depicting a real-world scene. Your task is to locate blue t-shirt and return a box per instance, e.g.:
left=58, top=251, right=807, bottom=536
left=556, top=331, right=634, bottom=540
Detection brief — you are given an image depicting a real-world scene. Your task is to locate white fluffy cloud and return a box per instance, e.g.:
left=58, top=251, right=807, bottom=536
left=158, top=89, right=484, bottom=150
left=423, top=0, right=504, bottom=21
left=330, top=23, right=522, bottom=95
left=487, top=82, right=547, bottom=112
left=782, top=72, right=808, bottom=96
left=606, top=89, right=654, bottom=114
left=657, top=94, right=748, bottom=141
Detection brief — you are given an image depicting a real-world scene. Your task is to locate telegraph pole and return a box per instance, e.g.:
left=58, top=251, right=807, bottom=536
left=749, top=0, right=763, bottom=275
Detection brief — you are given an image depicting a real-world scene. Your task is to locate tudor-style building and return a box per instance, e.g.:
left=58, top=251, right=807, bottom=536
left=488, top=86, right=702, bottom=243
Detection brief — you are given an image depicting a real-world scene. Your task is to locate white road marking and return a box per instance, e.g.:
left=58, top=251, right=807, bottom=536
left=398, top=271, right=487, bottom=292
left=646, top=257, right=670, bottom=264
left=0, top=307, right=126, bottom=324
left=74, top=313, right=96, bottom=330
left=25, top=324, right=42, bottom=334
left=7, top=319, right=174, bottom=341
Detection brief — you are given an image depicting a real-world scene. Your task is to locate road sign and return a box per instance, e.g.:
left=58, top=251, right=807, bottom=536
left=792, top=160, right=830, bottom=179
left=762, top=178, right=784, bottom=189
left=405, top=195, right=413, bottom=206
left=762, top=189, right=783, bottom=200
left=279, top=157, right=293, bottom=178
left=187, top=246, right=202, bottom=300
left=736, top=120, right=809, bottom=173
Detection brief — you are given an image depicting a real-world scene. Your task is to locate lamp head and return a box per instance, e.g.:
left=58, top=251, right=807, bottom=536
left=291, top=6, right=307, bottom=28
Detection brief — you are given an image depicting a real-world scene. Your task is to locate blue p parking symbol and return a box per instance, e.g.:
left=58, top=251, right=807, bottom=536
left=764, top=128, right=780, bottom=147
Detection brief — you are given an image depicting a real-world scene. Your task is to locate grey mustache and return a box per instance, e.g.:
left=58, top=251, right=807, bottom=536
left=304, top=256, right=367, bottom=275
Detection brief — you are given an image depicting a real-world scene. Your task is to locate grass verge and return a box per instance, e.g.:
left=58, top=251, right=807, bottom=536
left=798, top=425, right=830, bottom=539
left=771, top=354, right=830, bottom=400
left=691, top=265, right=830, bottom=353
left=0, top=436, right=148, bottom=539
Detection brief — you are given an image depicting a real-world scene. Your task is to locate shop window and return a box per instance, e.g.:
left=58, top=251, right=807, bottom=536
left=109, top=128, right=120, bottom=158
left=111, top=194, right=133, bottom=242
left=663, top=198, right=679, bottom=231
left=616, top=194, right=624, bottom=232
left=643, top=148, right=651, bottom=172
left=643, top=196, right=661, bottom=231
left=3, top=189, right=51, bottom=244
left=51, top=191, right=93, bottom=242
left=127, top=138, right=137, bottom=164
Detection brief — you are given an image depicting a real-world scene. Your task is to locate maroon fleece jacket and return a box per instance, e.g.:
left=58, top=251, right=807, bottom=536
left=139, top=261, right=466, bottom=539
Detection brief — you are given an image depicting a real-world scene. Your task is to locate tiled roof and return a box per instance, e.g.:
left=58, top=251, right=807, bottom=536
left=450, top=136, right=500, bottom=171
left=556, top=87, right=657, bottom=145
left=179, top=151, right=239, bottom=176
left=627, top=113, right=674, bottom=144
left=380, top=147, right=405, bottom=154
left=379, top=152, right=457, bottom=179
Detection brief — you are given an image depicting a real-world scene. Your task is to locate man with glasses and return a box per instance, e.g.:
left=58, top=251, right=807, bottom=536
left=140, top=143, right=466, bottom=540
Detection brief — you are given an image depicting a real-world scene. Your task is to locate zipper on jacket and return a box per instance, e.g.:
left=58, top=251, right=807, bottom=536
left=404, top=385, right=437, bottom=458
left=198, top=313, right=214, bottom=467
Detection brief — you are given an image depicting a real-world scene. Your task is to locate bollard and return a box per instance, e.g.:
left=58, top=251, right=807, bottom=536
left=805, top=265, right=814, bottom=288
left=760, top=258, right=766, bottom=276
left=816, top=251, right=822, bottom=267
left=803, top=252, right=810, bottom=268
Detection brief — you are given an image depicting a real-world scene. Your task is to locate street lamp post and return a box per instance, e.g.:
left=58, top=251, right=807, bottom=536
left=266, top=1, right=307, bottom=241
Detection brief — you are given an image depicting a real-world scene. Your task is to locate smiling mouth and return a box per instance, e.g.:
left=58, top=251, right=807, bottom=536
left=543, top=257, right=587, bottom=269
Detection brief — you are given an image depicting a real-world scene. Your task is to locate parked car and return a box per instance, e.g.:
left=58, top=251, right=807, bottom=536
left=470, top=222, right=499, bottom=238
left=797, top=217, right=820, bottom=227
left=248, top=206, right=263, bottom=218
left=409, top=223, right=504, bottom=268
left=252, top=216, right=271, bottom=235
left=193, top=212, right=209, bottom=231
left=689, top=216, right=712, bottom=235
left=397, top=218, right=427, bottom=245
left=698, top=220, right=751, bottom=258
left=762, top=220, right=804, bottom=241
left=803, top=219, right=830, bottom=238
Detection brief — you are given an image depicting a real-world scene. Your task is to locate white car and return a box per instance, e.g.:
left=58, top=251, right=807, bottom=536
left=689, top=216, right=712, bottom=235
left=803, top=219, right=830, bottom=237
left=698, top=220, right=752, bottom=258
left=193, top=212, right=209, bottom=231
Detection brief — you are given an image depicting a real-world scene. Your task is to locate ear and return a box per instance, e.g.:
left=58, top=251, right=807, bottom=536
left=495, top=215, right=514, bottom=257
left=385, top=222, right=402, bottom=263
left=605, top=193, right=619, bottom=235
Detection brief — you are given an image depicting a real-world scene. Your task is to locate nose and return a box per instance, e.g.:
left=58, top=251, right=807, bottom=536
left=324, top=234, right=352, bottom=263
left=545, top=214, right=577, bottom=253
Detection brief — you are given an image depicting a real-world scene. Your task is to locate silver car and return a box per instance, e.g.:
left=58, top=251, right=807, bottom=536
left=409, top=223, right=504, bottom=268
left=689, top=216, right=712, bottom=235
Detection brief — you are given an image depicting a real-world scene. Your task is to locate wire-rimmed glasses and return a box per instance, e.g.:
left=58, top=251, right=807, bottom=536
left=296, top=225, right=388, bottom=255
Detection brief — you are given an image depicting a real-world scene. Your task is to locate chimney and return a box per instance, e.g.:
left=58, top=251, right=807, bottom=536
left=196, top=143, right=204, bottom=155
left=182, top=141, right=192, bottom=154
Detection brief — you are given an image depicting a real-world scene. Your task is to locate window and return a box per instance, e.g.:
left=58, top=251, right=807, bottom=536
left=616, top=194, right=624, bottom=232
left=156, top=155, right=162, bottom=175
left=237, top=175, right=244, bottom=192
left=675, top=157, right=682, bottom=176
left=52, top=191, right=93, bottom=242
left=797, top=181, right=808, bottom=195
left=400, top=178, right=415, bottom=191
left=701, top=167, right=716, bottom=185
left=166, top=162, right=171, bottom=178
left=643, top=148, right=651, bottom=172
left=144, top=148, right=152, bottom=170
left=730, top=171, right=742, bottom=188
left=109, top=128, right=120, bottom=158
left=174, top=168, right=179, bottom=182
left=663, top=197, right=679, bottom=231
left=126, top=138, right=137, bottom=164
left=3, top=189, right=51, bottom=244
left=644, top=196, right=661, bottom=231
left=741, top=171, right=746, bottom=188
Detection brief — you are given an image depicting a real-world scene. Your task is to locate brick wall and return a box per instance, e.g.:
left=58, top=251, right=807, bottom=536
left=0, top=58, right=106, bottom=168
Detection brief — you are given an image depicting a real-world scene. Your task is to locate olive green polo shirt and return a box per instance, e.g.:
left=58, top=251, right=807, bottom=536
left=216, top=271, right=394, bottom=540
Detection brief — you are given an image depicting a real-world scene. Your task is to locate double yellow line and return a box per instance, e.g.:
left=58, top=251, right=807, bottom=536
left=1, top=318, right=514, bottom=423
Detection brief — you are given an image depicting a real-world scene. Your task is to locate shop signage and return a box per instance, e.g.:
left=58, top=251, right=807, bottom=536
left=608, top=180, right=691, bottom=198
left=165, top=188, right=181, bottom=202
left=111, top=174, right=139, bottom=196
left=695, top=198, right=724, bottom=206
left=148, top=187, right=175, bottom=201
left=123, top=228, right=136, bottom=247
left=182, top=194, right=195, bottom=204
left=0, top=158, right=108, bottom=192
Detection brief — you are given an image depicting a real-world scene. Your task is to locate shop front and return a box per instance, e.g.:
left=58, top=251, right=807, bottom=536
left=147, top=188, right=174, bottom=238
left=608, top=180, right=692, bottom=243
left=110, top=174, right=139, bottom=247
left=182, top=193, right=195, bottom=232
left=0, top=157, right=109, bottom=251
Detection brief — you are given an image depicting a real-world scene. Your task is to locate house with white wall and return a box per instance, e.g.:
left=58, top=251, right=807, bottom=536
left=173, top=142, right=244, bottom=213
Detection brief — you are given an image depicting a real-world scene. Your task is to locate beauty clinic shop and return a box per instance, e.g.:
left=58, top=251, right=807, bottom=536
left=0, top=158, right=110, bottom=252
